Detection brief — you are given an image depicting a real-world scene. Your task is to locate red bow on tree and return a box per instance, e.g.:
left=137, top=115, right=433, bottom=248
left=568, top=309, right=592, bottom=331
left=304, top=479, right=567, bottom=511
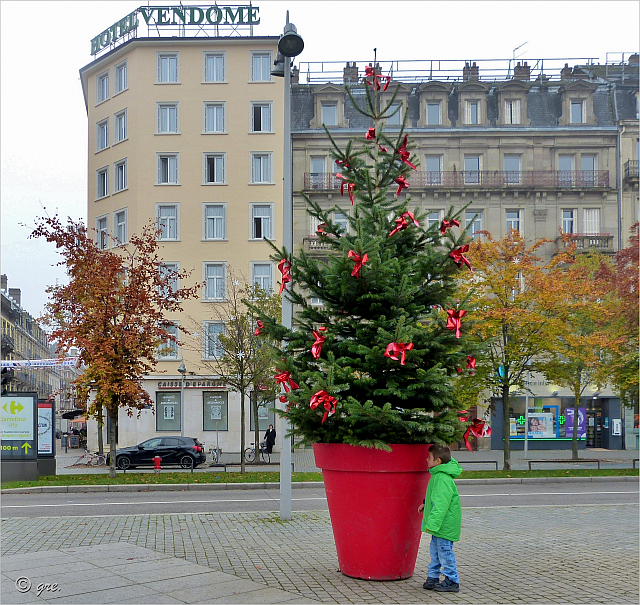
left=394, top=176, right=409, bottom=195
left=311, top=326, right=327, bottom=360
left=446, top=309, right=467, bottom=339
left=280, top=394, right=295, bottom=415
left=440, top=219, right=460, bottom=235
left=336, top=159, right=350, bottom=169
left=348, top=250, right=369, bottom=277
left=254, top=320, right=264, bottom=336
left=449, top=245, right=472, bottom=271
left=274, top=371, right=299, bottom=393
left=379, top=144, right=388, bottom=153
left=316, top=223, right=327, bottom=235
left=466, top=355, right=476, bottom=371
left=396, top=135, right=417, bottom=170
left=463, top=418, right=492, bottom=452
left=365, top=127, right=376, bottom=140
left=310, top=390, right=338, bottom=423
left=278, top=259, right=291, bottom=295
left=458, top=410, right=471, bottom=422
left=388, top=211, right=419, bottom=237
left=336, top=173, right=356, bottom=205
left=384, top=342, right=414, bottom=365
left=364, top=66, right=391, bottom=91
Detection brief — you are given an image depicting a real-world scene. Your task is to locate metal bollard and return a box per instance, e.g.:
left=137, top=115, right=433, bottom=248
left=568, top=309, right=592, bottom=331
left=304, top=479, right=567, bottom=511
left=153, top=456, right=161, bottom=474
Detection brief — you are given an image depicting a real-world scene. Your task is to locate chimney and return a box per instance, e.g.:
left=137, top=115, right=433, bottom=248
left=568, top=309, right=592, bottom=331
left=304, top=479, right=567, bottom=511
left=343, top=61, right=359, bottom=83
left=1, top=274, right=7, bottom=292
left=561, top=63, right=572, bottom=79
left=628, top=54, right=639, bottom=65
left=463, top=62, right=479, bottom=81
left=9, top=288, right=21, bottom=306
left=291, top=65, right=299, bottom=84
left=571, top=66, right=588, bottom=79
left=514, top=61, right=530, bottom=80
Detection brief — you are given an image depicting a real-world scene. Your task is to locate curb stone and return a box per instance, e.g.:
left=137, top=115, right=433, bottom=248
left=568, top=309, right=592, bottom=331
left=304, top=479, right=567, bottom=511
left=1, top=476, right=636, bottom=495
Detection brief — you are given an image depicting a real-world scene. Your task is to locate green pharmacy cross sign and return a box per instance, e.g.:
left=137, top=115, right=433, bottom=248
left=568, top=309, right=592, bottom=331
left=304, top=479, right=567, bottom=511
left=91, top=4, right=261, bottom=55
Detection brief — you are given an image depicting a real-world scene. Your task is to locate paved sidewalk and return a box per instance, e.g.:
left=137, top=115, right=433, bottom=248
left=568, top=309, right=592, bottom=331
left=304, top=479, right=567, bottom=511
left=2, top=499, right=638, bottom=604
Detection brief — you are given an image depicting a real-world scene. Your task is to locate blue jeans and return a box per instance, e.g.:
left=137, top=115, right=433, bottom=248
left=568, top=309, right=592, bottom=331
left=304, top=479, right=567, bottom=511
left=427, top=535, right=459, bottom=583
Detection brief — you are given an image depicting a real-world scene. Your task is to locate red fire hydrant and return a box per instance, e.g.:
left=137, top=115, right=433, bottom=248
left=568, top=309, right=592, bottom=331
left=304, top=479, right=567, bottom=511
left=153, top=456, right=162, bottom=473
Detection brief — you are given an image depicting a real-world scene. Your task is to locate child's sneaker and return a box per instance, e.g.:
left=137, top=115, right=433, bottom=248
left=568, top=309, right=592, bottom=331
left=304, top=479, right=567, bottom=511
left=434, top=577, right=460, bottom=592
left=422, top=577, right=440, bottom=590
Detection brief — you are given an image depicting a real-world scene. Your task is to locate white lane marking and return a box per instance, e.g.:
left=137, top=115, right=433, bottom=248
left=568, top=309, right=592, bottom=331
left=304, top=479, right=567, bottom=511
left=460, top=490, right=639, bottom=497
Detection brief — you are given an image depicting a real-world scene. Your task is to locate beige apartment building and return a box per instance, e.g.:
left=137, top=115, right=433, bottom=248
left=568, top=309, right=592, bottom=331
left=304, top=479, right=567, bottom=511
left=80, top=26, right=285, bottom=454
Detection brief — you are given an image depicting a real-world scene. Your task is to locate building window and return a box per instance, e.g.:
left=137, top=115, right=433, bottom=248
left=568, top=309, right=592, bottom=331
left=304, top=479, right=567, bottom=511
left=387, top=103, right=402, bottom=126
left=583, top=208, right=600, bottom=234
left=250, top=402, right=275, bottom=431
left=203, top=153, right=225, bottom=184
left=333, top=211, right=349, bottom=233
left=504, top=99, right=521, bottom=125
left=466, top=210, right=483, bottom=239
left=506, top=210, right=521, bottom=233
left=159, top=262, right=179, bottom=296
left=310, top=156, right=326, bottom=189
left=157, top=323, right=179, bottom=360
left=157, top=103, right=179, bottom=133
left=426, top=102, right=441, bottom=125
left=203, top=391, right=228, bottom=431
left=570, top=100, right=584, bottom=124
left=96, top=119, right=109, bottom=152
left=251, top=204, right=273, bottom=240
left=464, top=155, right=481, bottom=184
left=96, top=215, right=108, bottom=250
left=114, top=209, right=127, bottom=244
left=115, top=60, right=127, bottom=94
left=581, top=155, right=597, bottom=186
left=203, top=204, right=226, bottom=240
left=204, top=263, right=226, bottom=300
left=157, top=53, right=178, bottom=83
left=156, top=204, right=179, bottom=240
left=251, top=53, right=272, bottom=82
left=465, top=100, right=480, bottom=125
left=252, top=263, right=273, bottom=292
left=504, top=155, right=521, bottom=184
left=251, top=102, right=272, bottom=132
left=425, top=156, right=442, bottom=185
left=114, top=109, right=127, bottom=143
left=204, top=322, right=225, bottom=358
left=562, top=209, right=575, bottom=234
left=426, top=211, right=441, bottom=229
left=204, top=52, right=225, bottom=82
left=97, top=71, right=109, bottom=103
left=156, top=392, right=180, bottom=431
left=204, top=102, right=225, bottom=133
left=157, top=154, right=179, bottom=184
left=558, top=154, right=575, bottom=186
left=96, top=167, right=109, bottom=199
left=114, top=159, right=127, bottom=192
left=321, top=103, right=337, bottom=126
left=251, top=152, right=272, bottom=183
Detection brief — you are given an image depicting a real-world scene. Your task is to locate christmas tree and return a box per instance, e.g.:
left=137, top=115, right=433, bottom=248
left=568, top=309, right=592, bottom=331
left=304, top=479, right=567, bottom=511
left=255, top=67, right=476, bottom=450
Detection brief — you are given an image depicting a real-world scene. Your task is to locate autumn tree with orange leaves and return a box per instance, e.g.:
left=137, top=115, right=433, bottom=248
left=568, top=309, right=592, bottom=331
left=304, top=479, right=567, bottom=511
left=30, top=216, right=199, bottom=477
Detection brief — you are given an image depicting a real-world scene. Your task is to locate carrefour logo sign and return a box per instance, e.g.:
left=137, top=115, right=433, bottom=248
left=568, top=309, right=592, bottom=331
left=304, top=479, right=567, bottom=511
left=91, top=5, right=261, bottom=55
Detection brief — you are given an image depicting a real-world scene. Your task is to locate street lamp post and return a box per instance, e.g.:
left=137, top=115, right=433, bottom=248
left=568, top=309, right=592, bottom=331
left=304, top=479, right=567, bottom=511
left=178, top=361, right=186, bottom=438
left=272, top=11, right=303, bottom=521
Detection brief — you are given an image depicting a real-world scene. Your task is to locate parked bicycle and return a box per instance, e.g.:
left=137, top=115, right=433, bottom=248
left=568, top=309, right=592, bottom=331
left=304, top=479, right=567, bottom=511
left=244, top=441, right=270, bottom=464
left=72, top=449, right=106, bottom=466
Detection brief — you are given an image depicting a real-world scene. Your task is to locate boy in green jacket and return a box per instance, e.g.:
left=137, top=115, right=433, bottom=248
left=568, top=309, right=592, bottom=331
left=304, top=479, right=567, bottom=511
left=417, top=444, right=462, bottom=593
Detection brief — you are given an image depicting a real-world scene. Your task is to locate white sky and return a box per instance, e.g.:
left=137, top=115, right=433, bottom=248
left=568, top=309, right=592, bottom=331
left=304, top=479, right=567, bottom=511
left=1, top=0, right=639, bottom=319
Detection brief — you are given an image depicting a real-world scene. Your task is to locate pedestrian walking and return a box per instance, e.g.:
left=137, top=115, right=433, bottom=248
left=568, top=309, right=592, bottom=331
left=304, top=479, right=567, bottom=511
left=264, top=424, right=276, bottom=454
left=418, top=444, right=462, bottom=593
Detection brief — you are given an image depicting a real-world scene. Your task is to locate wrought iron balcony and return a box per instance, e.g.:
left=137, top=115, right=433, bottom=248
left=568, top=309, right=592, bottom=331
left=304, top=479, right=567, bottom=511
left=303, top=170, right=610, bottom=191
left=302, top=236, right=335, bottom=257
left=555, top=233, right=615, bottom=255
left=624, top=160, right=639, bottom=180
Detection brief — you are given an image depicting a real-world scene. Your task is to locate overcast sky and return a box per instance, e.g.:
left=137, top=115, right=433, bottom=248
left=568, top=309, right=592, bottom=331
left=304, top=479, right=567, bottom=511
left=1, top=0, right=639, bottom=320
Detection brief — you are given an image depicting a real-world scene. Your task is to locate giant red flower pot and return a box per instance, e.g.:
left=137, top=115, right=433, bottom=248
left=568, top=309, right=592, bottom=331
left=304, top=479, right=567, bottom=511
left=313, top=443, right=431, bottom=581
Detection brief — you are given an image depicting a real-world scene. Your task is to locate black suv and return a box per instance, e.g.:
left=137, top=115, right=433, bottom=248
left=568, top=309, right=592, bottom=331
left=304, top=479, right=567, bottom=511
left=107, top=437, right=207, bottom=470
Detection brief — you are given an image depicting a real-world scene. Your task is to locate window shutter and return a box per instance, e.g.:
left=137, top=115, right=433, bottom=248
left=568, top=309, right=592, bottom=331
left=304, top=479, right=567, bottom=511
left=465, top=102, right=471, bottom=124
left=514, top=100, right=521, bottom=124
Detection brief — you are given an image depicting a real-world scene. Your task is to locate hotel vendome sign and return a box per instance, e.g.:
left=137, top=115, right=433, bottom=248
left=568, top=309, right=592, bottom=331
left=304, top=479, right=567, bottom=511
left=91, top=5, right=261, bottom=55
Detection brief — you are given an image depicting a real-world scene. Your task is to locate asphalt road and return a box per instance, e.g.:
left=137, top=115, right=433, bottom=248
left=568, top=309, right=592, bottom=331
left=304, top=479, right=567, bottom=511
left=2, top=480, right=637, bottom=518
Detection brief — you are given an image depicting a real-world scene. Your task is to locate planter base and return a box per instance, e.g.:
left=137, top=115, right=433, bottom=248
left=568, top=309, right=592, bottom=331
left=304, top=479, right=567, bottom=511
left=313, top=443, right=431, bottom=581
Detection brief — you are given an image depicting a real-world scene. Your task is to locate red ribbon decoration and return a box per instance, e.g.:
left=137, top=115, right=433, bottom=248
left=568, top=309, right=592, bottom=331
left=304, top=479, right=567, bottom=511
left=394, top=176, right=409, bottom=195
left=440, top=219, right=460, bottom=235
left=274, top=371, right=299, bottom=393
left=364, top=66, right=391, bottom=91
left=446, top=309, right=467, bottom=339
left=365, top=127, right=376, bottom=140
left=396, top=135, right=417, bottom=170
left=384, top=342, right=414, bottom=365
left=278, top=259, right=291, bottom=295
left=463, top=419, right=492, bottom=452
left=348, top=250, right=369, bottom=277
left=310, top=390, right=338, bottom=423
left=458, top=410, right=471, bottom=422
left=466, top=355, right=476, bottom=371
left=317, top=223, right=327, bottom=235
left=449, top=245, right=473, bottom=271
left=311, top=326, right=327, bottom=360
left=336, top=174, right=356, bottom=205
left=378, top=144, right=388, bottom=153
left=388, top=211, right=419, bottom=237
left=336, top=159, right=350, bottom=169
left=254, top=320, right=264, bottom=336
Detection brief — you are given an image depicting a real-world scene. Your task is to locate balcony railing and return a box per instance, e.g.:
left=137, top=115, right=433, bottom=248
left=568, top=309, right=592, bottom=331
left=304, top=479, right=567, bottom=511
left=555, top=233, right=615, bottom=254
left=624, top=160, right=639, bottom=180
left=303, top=237, right=335, bottom=255
left=304, top=170, right=610, bottom=191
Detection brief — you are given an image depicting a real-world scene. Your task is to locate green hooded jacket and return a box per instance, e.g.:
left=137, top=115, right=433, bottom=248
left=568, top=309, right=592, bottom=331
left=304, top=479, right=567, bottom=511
left=421, top=458, right=462, bottom=542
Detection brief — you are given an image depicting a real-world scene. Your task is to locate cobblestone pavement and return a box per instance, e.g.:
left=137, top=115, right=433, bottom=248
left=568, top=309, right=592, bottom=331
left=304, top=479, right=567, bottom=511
left=2, top=502, right=638, bottom=604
